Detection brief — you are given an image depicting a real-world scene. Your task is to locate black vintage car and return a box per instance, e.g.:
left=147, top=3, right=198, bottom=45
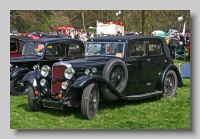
left=10, top=38, right=84, bottom=96
left=10, top=35, right=32, bottom=58
left=24, top=36, right=183, bottom=120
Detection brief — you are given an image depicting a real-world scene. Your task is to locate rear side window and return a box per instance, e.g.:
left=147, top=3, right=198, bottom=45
left=10, top=40, right=17, bottom=51
left=147, top=39, right=164, bottom=56
left=68, top=43, right=83, bottom=57
left=127, top=40, right=146, bottom=57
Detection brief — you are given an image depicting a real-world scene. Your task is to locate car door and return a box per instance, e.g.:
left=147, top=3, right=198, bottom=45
left=146, top=38, right=168, bottom=91
left=124, top=39, right=149, bottom=94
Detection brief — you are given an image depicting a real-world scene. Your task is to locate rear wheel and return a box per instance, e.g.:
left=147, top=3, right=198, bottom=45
left=81, top=82, right=99, bottom=120
left=28, top=86, right=44, bottom=112
left=163, top=70, right=178, bottom=97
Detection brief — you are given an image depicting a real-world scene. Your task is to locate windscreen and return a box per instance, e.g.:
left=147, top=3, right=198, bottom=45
left=85, top=42, right=125, bottom=58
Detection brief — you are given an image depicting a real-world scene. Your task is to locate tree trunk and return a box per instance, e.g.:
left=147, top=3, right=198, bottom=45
left=142, top=10, right=152, bottom=35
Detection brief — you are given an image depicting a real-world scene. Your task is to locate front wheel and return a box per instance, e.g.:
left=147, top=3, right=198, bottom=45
left=163, top=70, right=178, bottom=97
left=81, top=82, right=99, bottom=120
left=28, top=86, right=44, bottom=112
left=10, top=73, right=29, bottom=96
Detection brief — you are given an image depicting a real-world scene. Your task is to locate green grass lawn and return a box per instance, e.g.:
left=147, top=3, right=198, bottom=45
left=10, top=53, right=190, bottom=129
left=10, top=81, right=190, bottom=129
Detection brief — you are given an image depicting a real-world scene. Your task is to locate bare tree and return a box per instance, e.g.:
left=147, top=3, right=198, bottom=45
left=142, top=10, right=152, bottom=35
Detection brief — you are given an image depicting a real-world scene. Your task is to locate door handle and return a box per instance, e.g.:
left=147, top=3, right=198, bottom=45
left=126, top=63, right=131, bottom=66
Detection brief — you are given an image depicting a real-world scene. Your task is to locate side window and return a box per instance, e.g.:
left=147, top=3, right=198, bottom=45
left=45, top=44, right=59, bottom=56
left=10, top=40, right=17, bottom=51
left=148, top=39, right=163, bottom=56
left=68, top=44, right=83, bottom=57
left=128, top=40, right=145, bottom=58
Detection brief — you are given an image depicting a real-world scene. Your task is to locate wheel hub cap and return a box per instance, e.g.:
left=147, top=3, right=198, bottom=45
left=20, top=82, right=24, bottom=86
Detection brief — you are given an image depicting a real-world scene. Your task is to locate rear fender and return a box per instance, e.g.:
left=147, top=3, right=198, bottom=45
left=10, top=68, right=30, bottom=81
left=156, top=64, right=183, bottom=91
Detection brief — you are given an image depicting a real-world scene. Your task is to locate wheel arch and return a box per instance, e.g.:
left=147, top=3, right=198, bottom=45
left=155, top=64, right=183, bottom=91
left=71, top=75, right=123, bottom=101
left=10, top=68, right=30, bottom=81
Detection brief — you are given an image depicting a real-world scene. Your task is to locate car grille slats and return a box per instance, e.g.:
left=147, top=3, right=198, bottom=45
left=51, top=66, right=66, bottom=94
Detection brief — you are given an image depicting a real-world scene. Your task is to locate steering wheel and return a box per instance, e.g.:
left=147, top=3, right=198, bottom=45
left=95, top=51, right=101, bottom=54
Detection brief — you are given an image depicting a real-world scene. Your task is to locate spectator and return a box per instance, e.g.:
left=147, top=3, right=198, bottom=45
left=117, top=31, right=121, bottom=36
left=135, top=32, right=139, bottom=36
left=169, top=33, right=179, bottom=58
left=187, top=34, right=190, bottom=58
left=71, top=32, right=74, bottom=39
left=175, top=41, right=185, bottom=59
left=179, top=33, right=185, bottom=48
left=68, top=33, right=72, bottom=38
left=74, top=32, right=80, bottom=40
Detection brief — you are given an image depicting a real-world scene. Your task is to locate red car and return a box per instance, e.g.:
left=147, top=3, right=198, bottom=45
left=10, top=35, right=32, bottom=57
left=27, top=32, right=44, bottom=39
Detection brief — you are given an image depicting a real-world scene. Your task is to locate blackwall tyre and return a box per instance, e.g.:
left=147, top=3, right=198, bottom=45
left=102, top=59, right=128, bottom=93
left=81, top=82, right=99, bottom=120
left=10, top=73, right=28, bottom=96
left=163, top=70, right=178, bottom=97
left=28, top=86, right=44, bottom=112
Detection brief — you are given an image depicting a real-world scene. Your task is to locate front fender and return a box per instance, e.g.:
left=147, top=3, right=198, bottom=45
left=10, top=68, right=30, bottom=81
left=156, top=64, right=183, bottom=91
left=23, top=70, right=42, bottom=85
left=72, top=75, right=126, bottom=99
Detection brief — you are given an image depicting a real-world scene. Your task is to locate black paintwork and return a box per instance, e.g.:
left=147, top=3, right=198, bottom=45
left=10, top=38, right=85, bottom=79
left=10, top=35, right=32, bottom=57
left=10, top=38, right=85, bottom=95
left=25, top=36, right=183, bottom=108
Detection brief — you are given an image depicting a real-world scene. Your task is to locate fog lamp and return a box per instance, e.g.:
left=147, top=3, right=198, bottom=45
left=61, top=82, right=68, bottom=90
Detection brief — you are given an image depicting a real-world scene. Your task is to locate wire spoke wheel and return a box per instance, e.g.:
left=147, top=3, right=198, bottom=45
left=102, top=59, right=128, bottom=94
left=109, top=65, right=125, bottom=90
left=163, top=70, right=177, bottom=97
left=89, top=87, right=98, bottom=116
left=10, top=73, right=29, bottom=96
left=81, top=82, right=99, bottom=120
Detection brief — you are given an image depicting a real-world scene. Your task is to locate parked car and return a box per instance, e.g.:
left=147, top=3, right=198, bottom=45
left=27, top=32, right=44, bottom=39
left=10, top=35, right=32, bottom=57
left=168, top=29, right=178, bottom=37
left=24, top=36, right=183, bottom=120
left=40, top=34, right=68, bottom=39
left=95, top=34, right=119, bottom=37
left=10, top=38, right=84, bottom=96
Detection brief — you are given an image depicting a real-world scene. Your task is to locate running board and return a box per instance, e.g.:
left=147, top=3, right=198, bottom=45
left=124, top=91, right=163, bottom=100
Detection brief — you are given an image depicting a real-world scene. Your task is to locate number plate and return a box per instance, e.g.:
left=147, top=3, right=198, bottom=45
left=43, top=101, right=63, bottom=110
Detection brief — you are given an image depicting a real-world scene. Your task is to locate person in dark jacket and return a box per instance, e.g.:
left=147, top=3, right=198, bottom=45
left=74, top=33, right=80, bottom=40
left=179, top=33, right=185, bottom=47
left=169, top=34, right=179, bottom=58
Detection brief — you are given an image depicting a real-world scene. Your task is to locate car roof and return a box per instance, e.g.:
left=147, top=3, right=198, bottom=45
left=10, top=35, right=32, bottom=41
left=25, top=38, right=84, bottom=44
left=87, top=36, right=165, bottom=42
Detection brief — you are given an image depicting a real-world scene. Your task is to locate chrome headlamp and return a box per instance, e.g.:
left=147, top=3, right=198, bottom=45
left=41, top=65, right=51, bottom=77
left=33, top=64, right=40, bottom=70
left=61, top=81, right=68, bottom=90
left=40, top=79, right=47, bottom=86
left=91, top=67, right=97, bottom=73
left=64, top=68, right=75, bottom=79
left=85, top=69, right=90, bottom=75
